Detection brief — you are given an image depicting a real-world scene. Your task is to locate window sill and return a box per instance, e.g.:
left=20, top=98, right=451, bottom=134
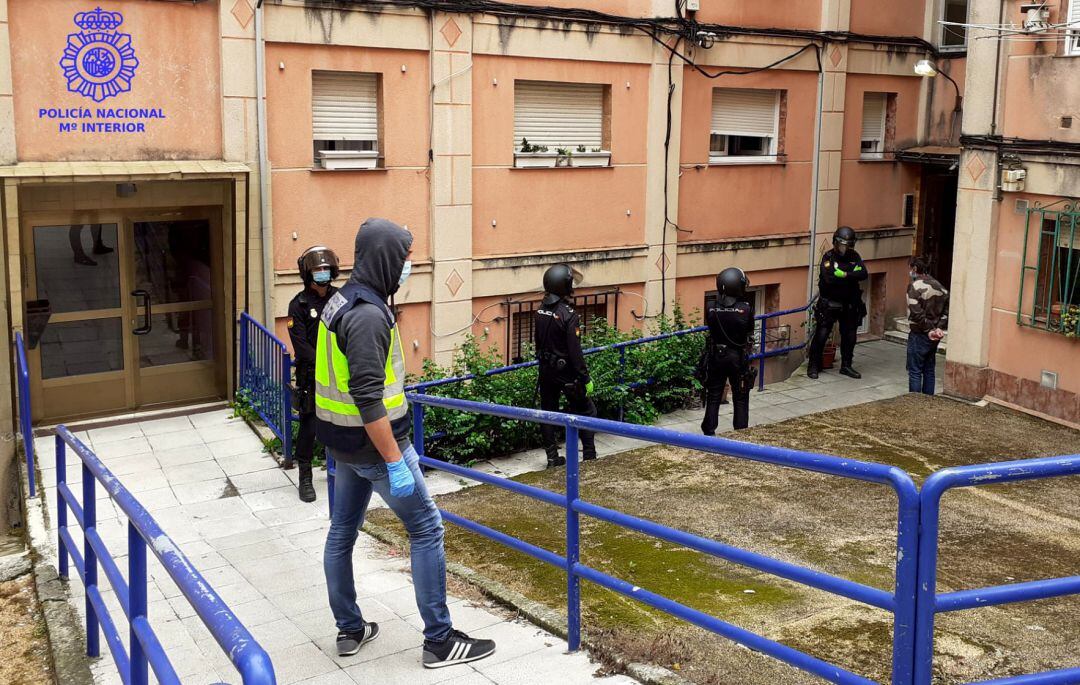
left=310, top=166, right=388, bottom=173
left=708, top=156, right=783, bottom=167
left=857, top=155, right=897, bottom=164
left=509, top=164, right=614, bottom=171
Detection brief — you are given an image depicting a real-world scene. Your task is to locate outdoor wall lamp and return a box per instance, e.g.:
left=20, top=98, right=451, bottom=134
left=914, top=59, right=963, bottom=112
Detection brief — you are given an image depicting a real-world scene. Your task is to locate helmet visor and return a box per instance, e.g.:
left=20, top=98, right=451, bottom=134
left=301, top=248, right=339, bottom=274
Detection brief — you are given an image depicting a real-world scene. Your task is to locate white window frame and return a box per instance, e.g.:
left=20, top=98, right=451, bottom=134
left=512, top=81, right=607, bottom=153
left=709, top=88, right=781, bottom=165
left=1067, top=0, right=1080, bottom=56
left=938, top=0, right=969, bottom=51
left=311, top=70, right=380, bottom=170
left=860, top=92, right=888, bottom=160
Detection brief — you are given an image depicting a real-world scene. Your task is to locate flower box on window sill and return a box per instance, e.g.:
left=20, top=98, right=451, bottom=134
left=514, top=151, right=559, bottom=168
left=569, top=151, right=611, bottom=168
left=318, top=150, right=380, bottom=170
left=708, top=155, right=781, bottom=166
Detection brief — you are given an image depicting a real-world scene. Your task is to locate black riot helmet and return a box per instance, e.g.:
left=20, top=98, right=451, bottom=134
left=833, top=226, right=857, bottom=251
left=297, top=245, right=340, bottom=285
left=542, top=264, right=575, bottom=301
left=716, top=267, right=749, bottom=306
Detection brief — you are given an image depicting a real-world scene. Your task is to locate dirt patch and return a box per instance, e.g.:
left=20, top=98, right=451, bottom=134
left=371, top=395, right=1080, bottom=684
left=0, top=573, right=53, bottom=685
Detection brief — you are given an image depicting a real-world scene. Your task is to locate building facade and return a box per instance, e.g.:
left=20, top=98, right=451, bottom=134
left=947, top=0, right=1080, bottom=424
left=5, top=0, right=1043, bottom=515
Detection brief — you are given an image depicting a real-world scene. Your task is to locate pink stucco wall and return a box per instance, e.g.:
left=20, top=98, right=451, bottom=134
left=265, top=43, right=432, bottom=270
left=9, top=0, right=222, bottom=161
left=694, top=1, right=821, bottom=30
left=838, top=74, right=921, bottom=230
left=848, top=0, right=926, bottom=37
left=471, top=55, right=650, bottom=257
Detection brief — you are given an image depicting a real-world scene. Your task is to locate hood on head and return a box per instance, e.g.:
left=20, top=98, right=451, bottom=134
left=349, top=218, right=414, bottom=297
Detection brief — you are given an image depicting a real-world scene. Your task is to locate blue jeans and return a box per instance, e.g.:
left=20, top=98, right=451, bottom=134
left=324, top=444, right=452, bottom=642
left=906, top=331, right=939, bottom=395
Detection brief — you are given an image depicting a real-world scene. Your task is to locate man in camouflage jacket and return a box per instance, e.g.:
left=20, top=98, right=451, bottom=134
left=906, top=257, right=948, bottom=395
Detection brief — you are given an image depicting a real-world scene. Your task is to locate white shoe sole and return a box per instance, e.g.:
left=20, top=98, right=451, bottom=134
left=337, top=629, right=380, bottom=657
left=422, top=646, right=496, bottom=669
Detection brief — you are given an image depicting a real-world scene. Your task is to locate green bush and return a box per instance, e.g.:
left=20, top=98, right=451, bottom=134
left=412, top=302, right=705, bottom=464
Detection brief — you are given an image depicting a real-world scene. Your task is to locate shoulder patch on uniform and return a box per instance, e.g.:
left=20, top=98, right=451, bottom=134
left=287, top=318, right=295, bottom=329
left=321, top=291, right=349, bottom=326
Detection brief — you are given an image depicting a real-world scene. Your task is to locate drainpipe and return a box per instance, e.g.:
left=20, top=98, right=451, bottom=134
left=255, top=1, right=273, bottom=322
left=806, top=45, right=825, bottom=306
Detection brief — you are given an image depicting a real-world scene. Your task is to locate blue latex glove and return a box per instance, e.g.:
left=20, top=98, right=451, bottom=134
left=386, top=458, right=416, bottom=498
left=833, top=268, right=847, bottom=279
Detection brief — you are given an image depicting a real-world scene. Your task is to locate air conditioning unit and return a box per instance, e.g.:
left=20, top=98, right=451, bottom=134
left=1019, top=4, right=1050, bottom=32
left=1001, top=167, right=1027, bottom=192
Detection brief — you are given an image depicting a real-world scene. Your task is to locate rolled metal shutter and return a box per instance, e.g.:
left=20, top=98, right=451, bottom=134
left=1069, top=0, right=1080, bottom=55
left=513, top=81, right=604, bottom=149
left=711, top=88, right=778, bottom=138
left=861, top=92, right=886, bottom=144
left=312, top=71, right=378, bottom=142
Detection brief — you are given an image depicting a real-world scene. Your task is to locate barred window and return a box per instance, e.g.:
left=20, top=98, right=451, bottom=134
left=1019, top=209, right=1080, bottom=336
left=507, top=292, right=611, bottom=364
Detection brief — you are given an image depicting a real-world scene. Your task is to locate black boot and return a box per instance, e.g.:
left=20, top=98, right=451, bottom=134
left=545, top=446, right=565, bottom=469
left=839, top=366, right=862, bottom=379
left=807, top=366, right=820, bottom=380
left=298, top=464, right=316, bottom=502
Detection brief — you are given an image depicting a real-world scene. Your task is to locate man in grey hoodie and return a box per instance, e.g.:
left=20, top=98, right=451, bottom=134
left=316, top=219, right=496, bottom=668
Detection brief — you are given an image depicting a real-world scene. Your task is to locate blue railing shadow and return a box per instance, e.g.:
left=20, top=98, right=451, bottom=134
left=16, top=332, right=36, bottom=497
left=54, top=426, right=276, bottom=685
left=406, top=393, right=920, bottom=685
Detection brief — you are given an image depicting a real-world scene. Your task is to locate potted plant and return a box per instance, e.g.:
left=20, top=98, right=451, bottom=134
left=555, top=148, right=573, bottom=167
left=1059, top=304, right=1079, bottom=338
left=570, top=145, right=612, bottom=168
left=821, top=328, right=839, bottom=369
left=514, top=138, right=558, bottom=168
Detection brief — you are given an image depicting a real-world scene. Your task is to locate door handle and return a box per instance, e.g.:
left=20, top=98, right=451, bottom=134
left=131, top=289, right=152, bottom=335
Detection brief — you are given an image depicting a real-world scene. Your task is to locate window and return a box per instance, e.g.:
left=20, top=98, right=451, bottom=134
left=704, top=288, right=764, bottom=347
left=312, top=71, right=380, bottom=169
left=710, top=88, right=780, bottom=163
left=513, top=81, right=607, bottom=151
left=861, top=92, right=888, bottom=159
left=507, top=292, right=611, bottom=364
left=940, top=0, right=969, bottom=49
left=1068, top=0, right=1080, bottom=56
left=903, top=194, right=916, bottom=227
left=1020, top=212, right=1080, bottom=336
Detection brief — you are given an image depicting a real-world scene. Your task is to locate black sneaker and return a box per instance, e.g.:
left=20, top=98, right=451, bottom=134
left=337, top=622, right=379, bottom=656
left=423, top=629, right=496, bottom=669
left=807, top=367, right=820, bottom=379
left=839, top=366, right=862, bottom=379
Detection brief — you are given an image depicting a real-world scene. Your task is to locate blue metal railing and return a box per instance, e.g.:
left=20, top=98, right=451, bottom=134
left=405, top=393, right=920, bottom=685
left=15, top=332, right=36, bottom=497
left=913, top=455, right=1080, bottom=685
left=54, top=425, right=276, bottom=685
left=239, top=313, right=292, bottom=463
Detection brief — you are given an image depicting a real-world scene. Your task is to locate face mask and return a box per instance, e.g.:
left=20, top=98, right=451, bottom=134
left=909, top=271, right=919, bottom=281
left=398, top=260, right=412, bottom=287
left=312, top=270, right=331, bottom=285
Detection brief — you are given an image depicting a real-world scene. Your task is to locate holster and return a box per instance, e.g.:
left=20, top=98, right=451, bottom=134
left=293, top=364, right=316, bottom=414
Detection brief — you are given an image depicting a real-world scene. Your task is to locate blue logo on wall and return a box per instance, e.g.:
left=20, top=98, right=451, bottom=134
left=59, top=7, right=139, bottom=103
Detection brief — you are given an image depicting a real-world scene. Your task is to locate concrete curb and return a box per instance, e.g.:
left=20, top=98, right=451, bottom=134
left=361, top=520, right=694, bottom=685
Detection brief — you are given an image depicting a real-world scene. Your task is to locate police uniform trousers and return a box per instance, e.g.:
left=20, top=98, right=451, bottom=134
left=538, top=375, right=597, bottom=458
left=701, top=346, right=750, bottom=434
left=293, top=363, right=317, bottom=467
left=809, top=300, right=861, bottom=370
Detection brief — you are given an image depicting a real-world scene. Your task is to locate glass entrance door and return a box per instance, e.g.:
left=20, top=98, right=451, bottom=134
left=24, top=210, right=226, bottom=421
left=129, top=216, right=223, bottom=407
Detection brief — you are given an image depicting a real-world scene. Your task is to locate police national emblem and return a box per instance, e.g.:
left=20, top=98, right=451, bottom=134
left=59, top=8, right=140, bottom=103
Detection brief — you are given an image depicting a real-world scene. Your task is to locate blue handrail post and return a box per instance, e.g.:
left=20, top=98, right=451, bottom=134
left=128, top=522, right=148, bottom=685
left=757, top=320, right=767, bottom=392
left=83, top=463, right=100, bottom=658
left=617, top=347, right=626, bottom=422
left=565, top=424, right=582, bottom=652
left=16, top=333, right=36, bottom=497
left=239, top=316, right=248, bottom=395
left=56, top=435, right=68, bottom=580
left=913, top=482, right=944, bottom=685
left=282, top=350, right=293, bottom=466
left=413, top=392, right=426, bottom=457
left=889, top=476, right=921, bottom=685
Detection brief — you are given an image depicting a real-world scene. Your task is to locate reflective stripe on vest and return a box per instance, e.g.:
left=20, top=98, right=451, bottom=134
left=314, top=320, right=407, bottom=427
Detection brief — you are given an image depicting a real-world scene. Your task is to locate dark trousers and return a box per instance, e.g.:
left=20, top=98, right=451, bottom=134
left=906, top=331, right=939, bottom=395
left=538, top=375, right=597, bottom=458
left=701, top=348, right=750, bottom=434
left=809, top=303, right=860, bottom=370
left=294, top=411, right=316, bottom=466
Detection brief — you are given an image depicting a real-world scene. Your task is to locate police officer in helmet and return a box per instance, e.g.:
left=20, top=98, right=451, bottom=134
left=808, top=226, right=868, bottom=380
left=535, top=264, right=597, bottom=469
left=287, top=245, right=340, bottom=502
left=701, top=268, right=756, bottom=434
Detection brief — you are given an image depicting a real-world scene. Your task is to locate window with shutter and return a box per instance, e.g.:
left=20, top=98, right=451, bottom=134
left=1068, top=0, right=1080, bottom=56
left=710, top=88, right=779, bottom=163
left=311, top=71, right=380, bottom=169
left=513, top=81, right=605, bottom=151
left=861, top=92, right=887, bottom=158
